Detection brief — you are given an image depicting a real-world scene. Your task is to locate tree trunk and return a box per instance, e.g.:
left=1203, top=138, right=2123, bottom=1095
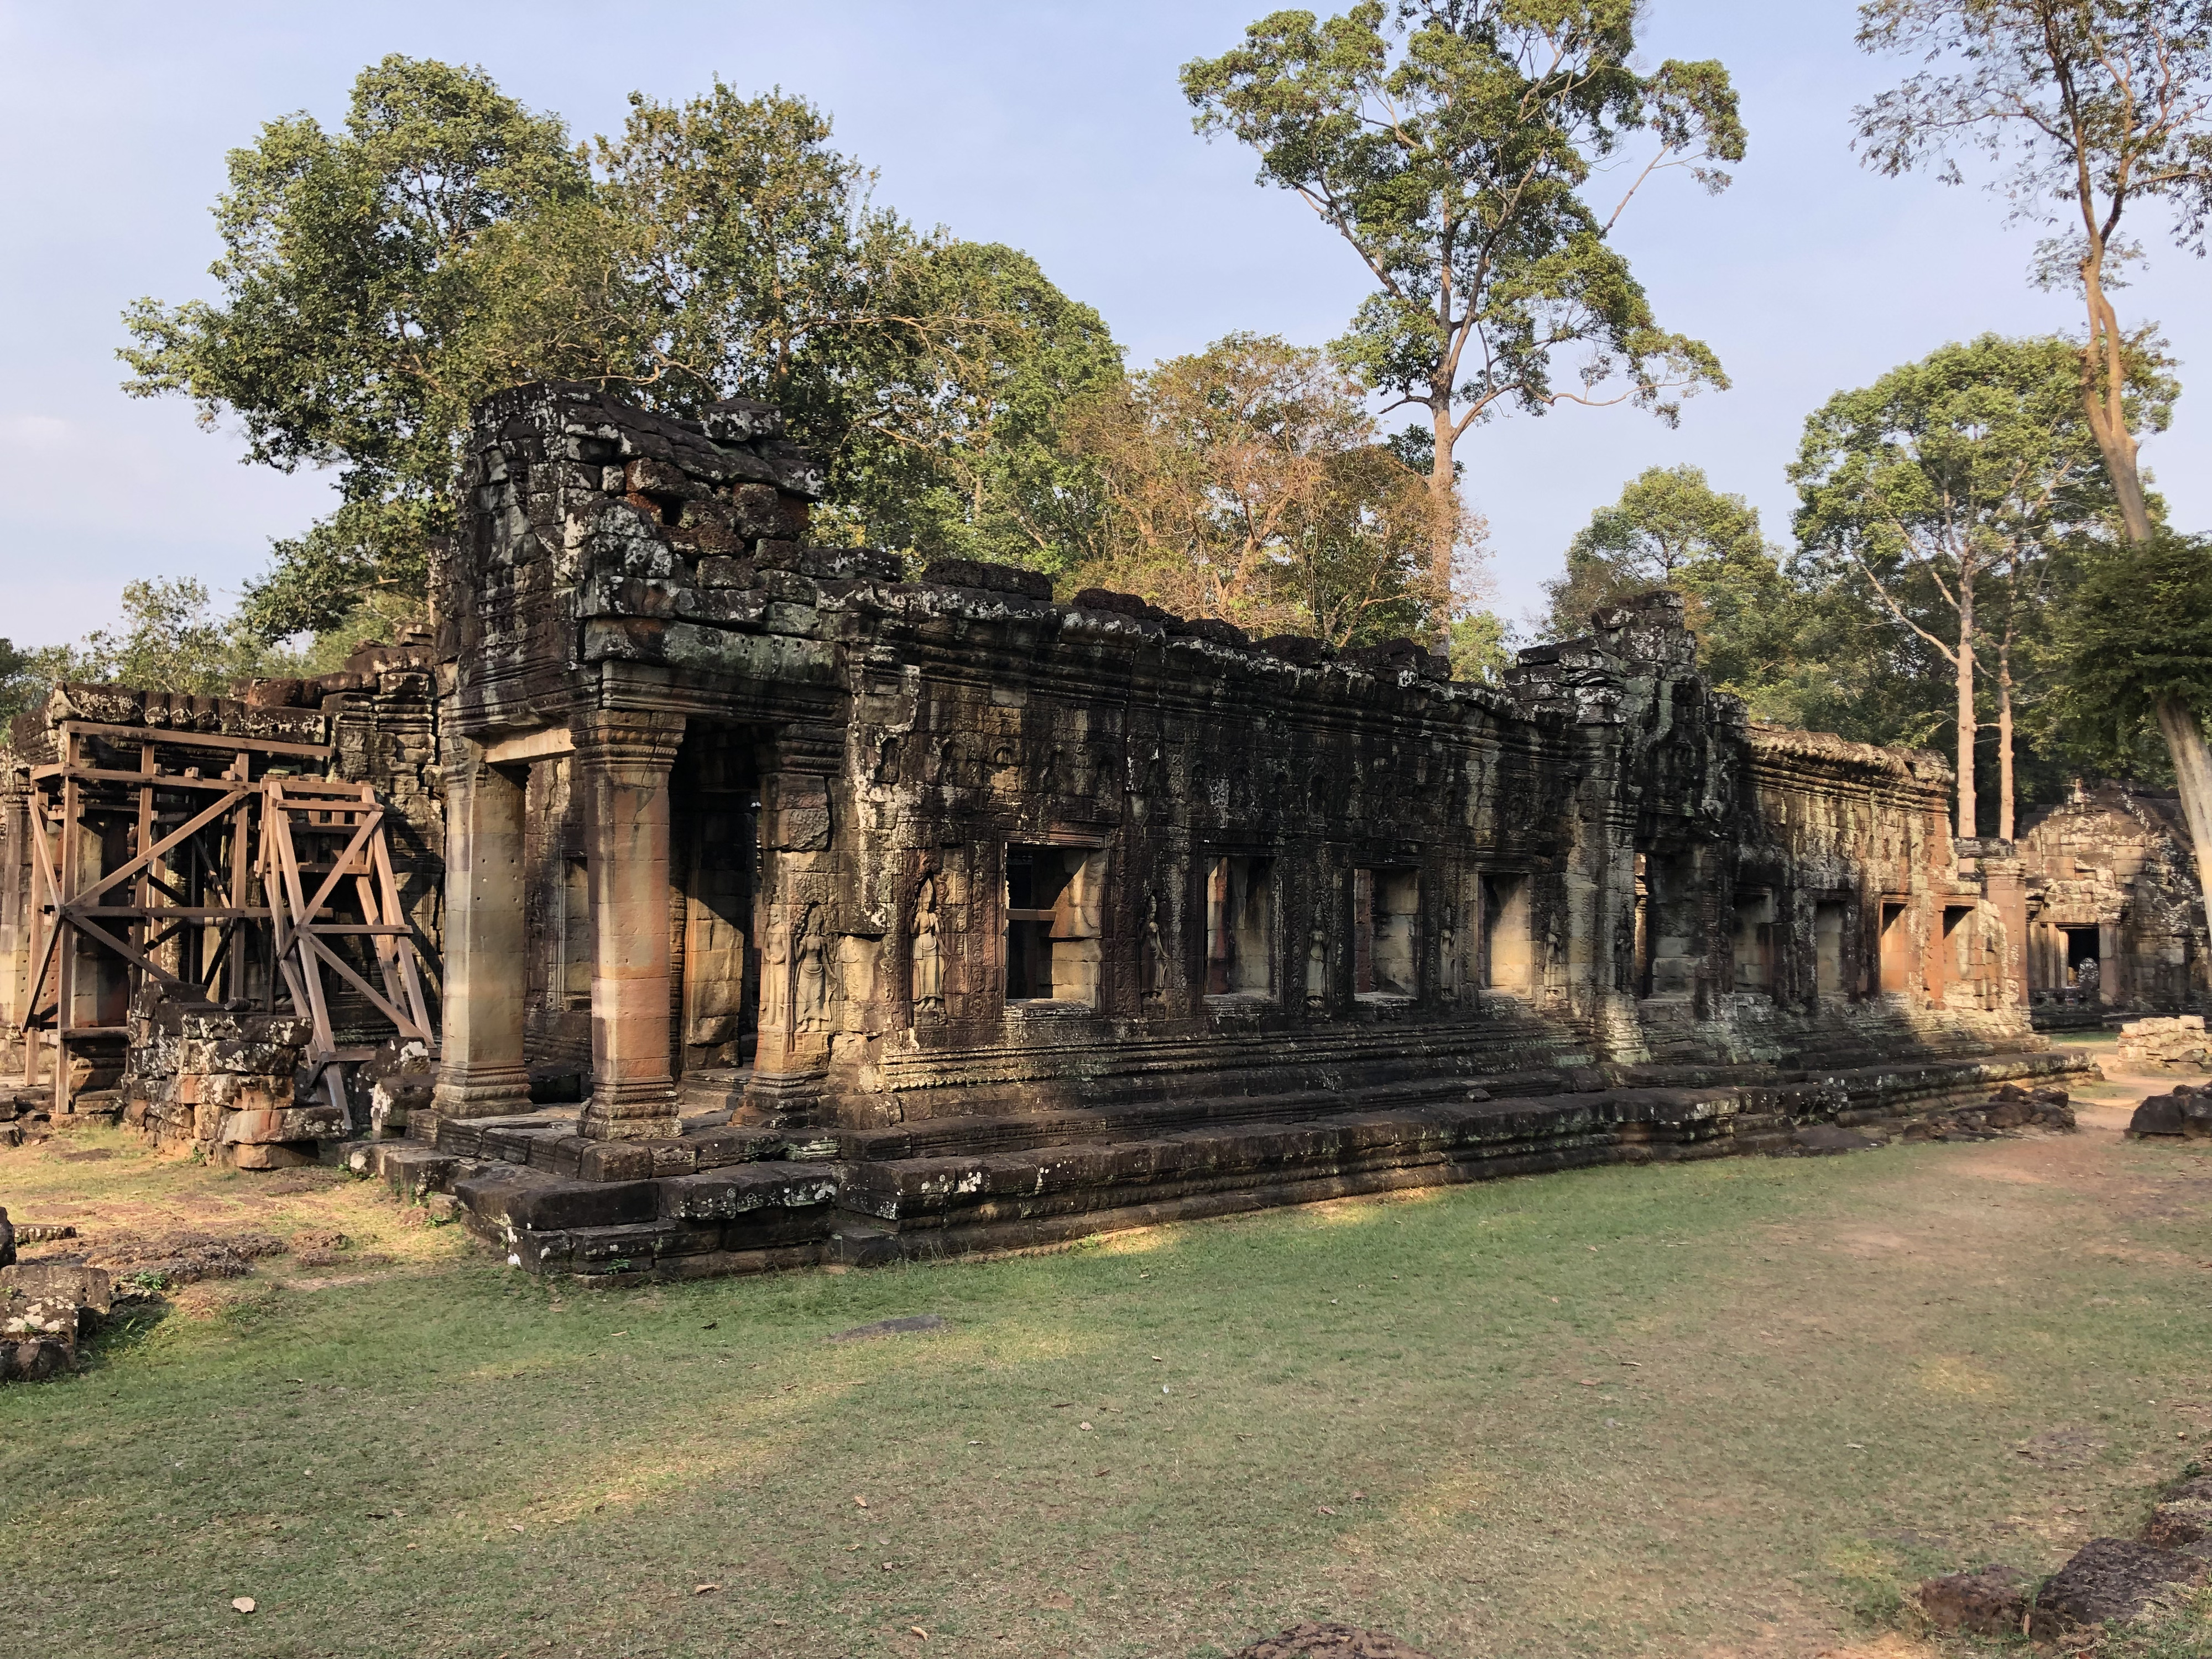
left=2156, top=697, right=2212, bottom=919
left=1955, top=573, right=1978, bottom=842
left=2080, top=267, right=2154, bottom=543
left=1996, top=637, right=2015, bottom=843
left=1430, top=399, right=1457, bottom=636
left=2079, top=265, right=2212, bottom=905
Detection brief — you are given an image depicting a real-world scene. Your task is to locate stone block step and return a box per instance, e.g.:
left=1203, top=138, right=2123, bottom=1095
left=343, top=1140, right=465, bottom=1198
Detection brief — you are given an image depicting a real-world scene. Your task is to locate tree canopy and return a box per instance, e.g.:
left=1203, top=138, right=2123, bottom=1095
left=1855, top=0, right=2212, bottom=872
left=1856, top=0, right=2212, bottom=544
left=122, top=58, right=1120, bottom=641
left=1791, top=332, right=2161, bottom=836
left=1183, top=1, right=1745, bottom=617
left=1064, top=332, right=1462, bottom=646
left=1540, top=463, right=1795, bottom=701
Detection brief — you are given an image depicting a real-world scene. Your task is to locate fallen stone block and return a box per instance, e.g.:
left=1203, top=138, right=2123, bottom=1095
left=0, top=1262, right=111, bottom=1383
left=218, top=1106, right=345, bottom=1145
left=2028, top=1537, right=2207, bottom=1636
left=1917, top=1563, right=2029, bottom=1635
left=2128, top=1087, right=2212, bottom=1140
left=372, top=1144, right=460, bottom=1198
left=1230, top=1623, right=1436, bottom=1659
left=2, top=1262, right=112, bottom=1317
left=2147, top=1473, right=2212, bottom=1550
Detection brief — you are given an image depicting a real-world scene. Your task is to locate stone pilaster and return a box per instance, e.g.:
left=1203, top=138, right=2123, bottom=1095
left=427, top=741, right=535, bottom=1122
left=741, top=727, right=843, bottom=1125
left=1976, top=839, right=2032, bottom=1011
left=576, top=711, right=687, bottom=1141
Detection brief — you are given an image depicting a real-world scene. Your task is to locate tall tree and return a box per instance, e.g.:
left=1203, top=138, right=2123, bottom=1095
left=1856, top=0, right=2212, bottom=853
left=2054, top=529, right=2212, bottom=900
left=1182, top=1, right=1745, bottom=622
left=1790, top=334, right=2159, bottom=839
left=827, top=240, right=1124, bottom=571
left=121, top=56, right=588, bottom=639
left=123, top=62, right=1118, bottom=639
left=1541, top=463, right=1797, bottom=702
left=1065, top=332, right=1456, bottom=645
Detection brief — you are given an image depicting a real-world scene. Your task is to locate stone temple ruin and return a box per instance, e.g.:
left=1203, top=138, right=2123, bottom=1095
left=2018, top=781, right=2210, bottom=1020
left=0, top=380, right=2152, bottom=1279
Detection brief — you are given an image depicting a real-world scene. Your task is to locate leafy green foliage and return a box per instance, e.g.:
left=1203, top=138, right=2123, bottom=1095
left=122, top=60, right=1121, bottom=640
left=0, top=638, right=67, bottom=729
left=1182, top=1, right=1744, bottom=605
left=1447, top=608, right=1516, bottom=684
left=1856, top=0, right=2212, bottom=544
left=821, top=240, right=1124, bottom=572
left=2053, top=530, right=2212, bottom=767
left=1790, top=333, right=2159, bottom=830
left=1541, top=464, right=1797, bottom=703
left=121, top=56, right=588, bottom=638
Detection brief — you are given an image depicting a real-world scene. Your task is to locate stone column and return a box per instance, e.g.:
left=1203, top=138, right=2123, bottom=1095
left=429, top=741, right=535, bottom=1122
left=0, top=785, right=25, bottom=1074
left=576, top=711, right=687, bottom=1141
left=1980, top=843, right=2032, bottom=1011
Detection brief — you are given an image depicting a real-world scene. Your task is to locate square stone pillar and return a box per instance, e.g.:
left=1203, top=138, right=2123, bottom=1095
left=576, top=711, right=687, bottom=1141
left=429, top=742, right=535, bottom=1121
left=1978, top=842, right=2032, bottom=1011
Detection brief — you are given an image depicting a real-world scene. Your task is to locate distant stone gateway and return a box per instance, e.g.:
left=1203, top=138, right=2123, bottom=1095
left=5, top=382, right=2157, bottom=1280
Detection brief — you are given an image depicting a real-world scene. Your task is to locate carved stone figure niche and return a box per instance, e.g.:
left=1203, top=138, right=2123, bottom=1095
left=1637, top=851, right=1699, bottom=998
left=1732, top=889, right=1775, bottom=993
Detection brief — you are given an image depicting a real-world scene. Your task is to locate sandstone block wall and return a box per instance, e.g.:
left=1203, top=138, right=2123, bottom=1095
left=421, top=382, right=2044, bottom=1146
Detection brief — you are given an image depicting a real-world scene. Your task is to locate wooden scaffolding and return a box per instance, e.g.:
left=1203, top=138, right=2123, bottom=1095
left=13, top=719, right=437, bottom=1119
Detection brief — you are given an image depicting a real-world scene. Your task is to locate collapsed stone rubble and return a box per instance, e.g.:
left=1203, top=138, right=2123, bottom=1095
left=2117, top=1014, right=2212, bottom=1070
left=2127, top=1082, right=2212, bottom=1139
left=0, top=1260, right=111, bottom=1383
left=122, top=992, right=333, bottom=1168
left=1919, top=1464, right=2212, bottom=1640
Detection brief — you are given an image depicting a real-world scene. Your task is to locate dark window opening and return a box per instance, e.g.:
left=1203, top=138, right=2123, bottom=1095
left=1206, top=856, right=1274, bottom=997
left=1355, top=868, right=1419, bottom=997
left=1005, top=844, right=1106, bottom=1006
left=1482, top=873, right=1534, bottom=993
left=2064, top=925, right=2101, bottom=988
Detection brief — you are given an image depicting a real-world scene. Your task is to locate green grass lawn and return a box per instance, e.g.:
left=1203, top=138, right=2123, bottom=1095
left=6, top=1098, right=2212, bottom=1658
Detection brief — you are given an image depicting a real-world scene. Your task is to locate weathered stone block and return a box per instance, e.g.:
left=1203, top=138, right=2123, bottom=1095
left=1917, top=1564, right=2028, bottom=1636
left=218, top=1106, right=344, bottom=1145
left=2029, top=1537, right=2206, bottom=1636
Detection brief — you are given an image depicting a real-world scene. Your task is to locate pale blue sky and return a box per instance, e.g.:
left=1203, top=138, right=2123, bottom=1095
left=2, top=0, right=2205, bottom=646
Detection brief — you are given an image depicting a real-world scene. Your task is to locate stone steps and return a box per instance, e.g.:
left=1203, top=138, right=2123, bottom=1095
left=390, top=1044, right=2095, bottom=1284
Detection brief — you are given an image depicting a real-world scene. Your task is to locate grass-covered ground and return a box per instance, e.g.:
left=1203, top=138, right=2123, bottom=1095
left=5, top=1042, right=2212, bottom=1659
